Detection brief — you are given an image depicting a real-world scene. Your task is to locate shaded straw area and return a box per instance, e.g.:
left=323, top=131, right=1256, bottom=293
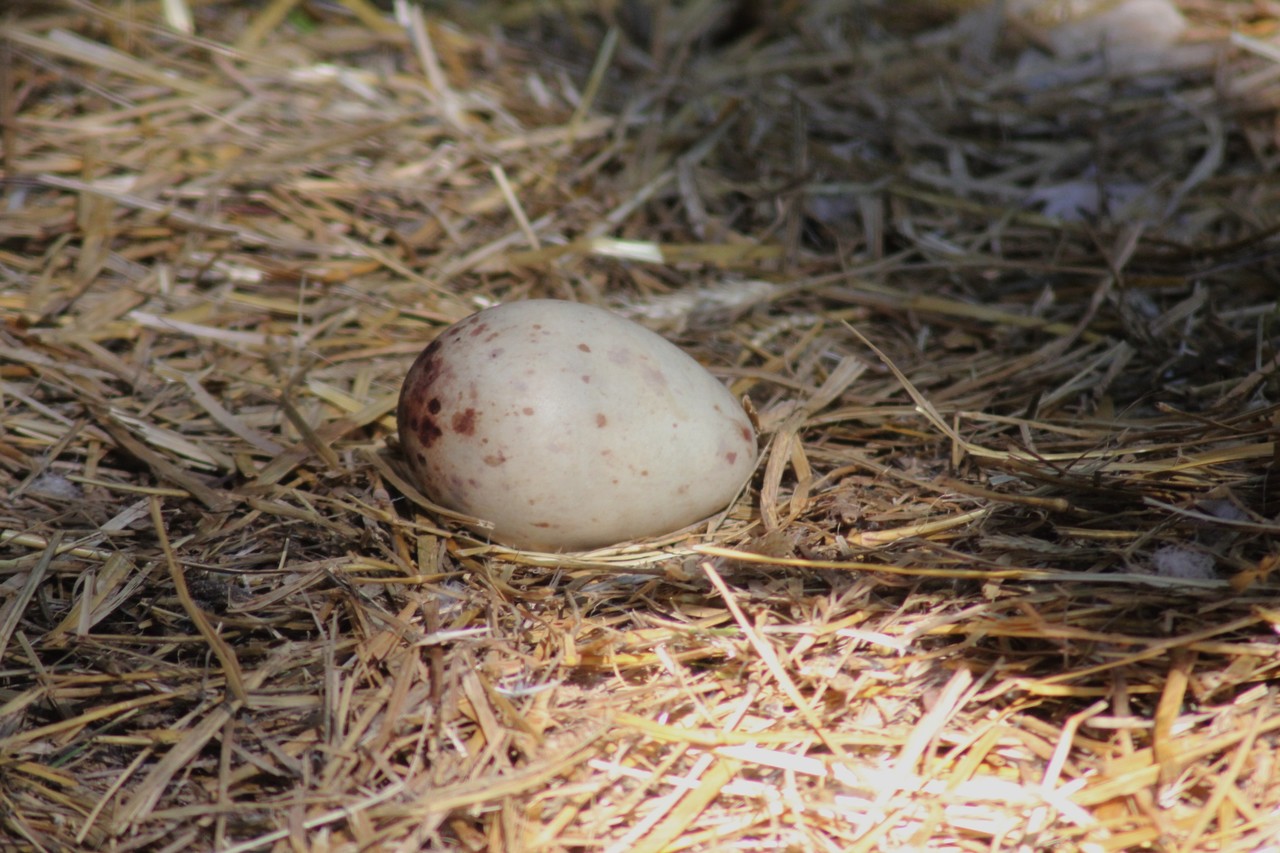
left=2, top=0, right=1279, bottom=849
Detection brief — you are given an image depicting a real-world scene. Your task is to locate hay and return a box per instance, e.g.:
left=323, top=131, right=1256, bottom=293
left=2, top=0, right=1278, bottom=849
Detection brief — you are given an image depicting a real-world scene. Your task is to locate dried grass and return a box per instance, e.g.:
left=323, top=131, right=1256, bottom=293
left=2, top=0, right=1279, bottom=850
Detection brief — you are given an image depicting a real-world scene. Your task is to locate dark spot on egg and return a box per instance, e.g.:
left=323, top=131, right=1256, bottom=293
left=484, top=452, right=507, bottom=466
left=469, top=322, right=489, bottom=337
left=578, top=343, right=591, bottom=352
left=533, top=522, right=552, bottom=529
left=726, top=452, right=738, bottom=464
left=489, top=347, right=504, bottom=358
left=452, top=408, right=477, bottom=435
left=418, top=419, right=442, bottom=447
left=398, top=338, right=458, bottom=451
left=596, top=413, right=607, bottom=427
left=581, top=375, right=591, bottom=383
left=740, top=426, right=752, bottom=442
left=522, top=407, right=534, bottom=415
left=404, top=340, right=443, bottom=389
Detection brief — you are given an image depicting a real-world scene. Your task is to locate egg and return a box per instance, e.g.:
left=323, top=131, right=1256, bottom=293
left=396, top=299, right=757, bottom=550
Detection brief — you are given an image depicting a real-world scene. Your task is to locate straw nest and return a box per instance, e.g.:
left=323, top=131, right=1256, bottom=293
left=2, top=1, right=1278, bottom=850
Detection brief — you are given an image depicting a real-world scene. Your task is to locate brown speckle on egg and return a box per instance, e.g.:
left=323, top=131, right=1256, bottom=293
left=419, top=420, right=442, bottom=447
left=452, top=408, right=477, bottom=435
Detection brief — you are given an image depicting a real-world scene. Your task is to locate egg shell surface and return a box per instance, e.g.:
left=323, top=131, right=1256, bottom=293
left=397, top=299, right=757, bottom=550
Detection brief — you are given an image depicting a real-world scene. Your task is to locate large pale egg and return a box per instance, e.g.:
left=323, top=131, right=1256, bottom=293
left=396, top=299, right=757, bottom=550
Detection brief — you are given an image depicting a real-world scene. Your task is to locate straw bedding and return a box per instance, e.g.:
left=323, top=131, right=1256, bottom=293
left=1, top=1, right=1278, bottom=849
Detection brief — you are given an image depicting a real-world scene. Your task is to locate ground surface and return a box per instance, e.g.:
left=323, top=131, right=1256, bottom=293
left=1, top=1, right=1279, bottom=850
